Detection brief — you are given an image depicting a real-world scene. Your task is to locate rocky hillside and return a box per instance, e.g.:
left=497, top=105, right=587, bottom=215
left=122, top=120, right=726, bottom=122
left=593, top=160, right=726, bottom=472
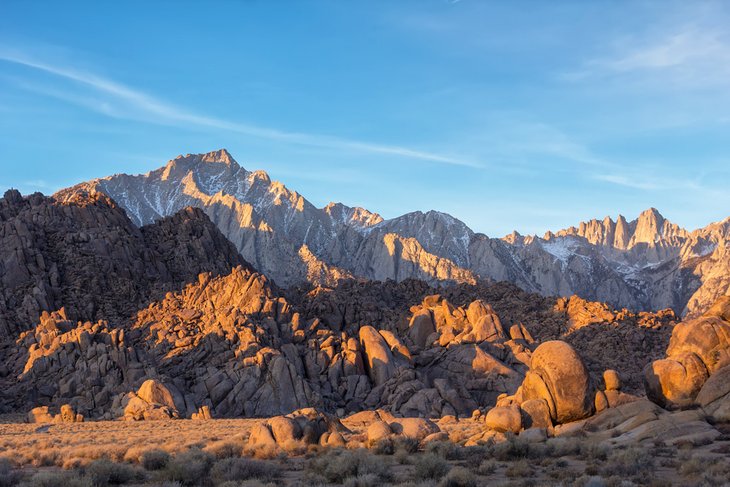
left=56, top=149, right=729, bottom=316
left=0, top=188, right=247, bottom=338
left=0, top=261, right=675, bottom=420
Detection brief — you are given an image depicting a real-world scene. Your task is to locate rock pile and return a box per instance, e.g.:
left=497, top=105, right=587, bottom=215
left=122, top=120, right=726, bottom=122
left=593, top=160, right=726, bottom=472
left=644, top=296, right=730, bottom=421
left=27, top=404, right=83, bottom=424
left=247, top=408, right=349, bottom=450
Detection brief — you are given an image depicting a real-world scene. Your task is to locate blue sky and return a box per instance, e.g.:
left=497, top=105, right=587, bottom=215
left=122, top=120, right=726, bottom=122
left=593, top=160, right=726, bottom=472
left=1, top=1, right=729, bottom=236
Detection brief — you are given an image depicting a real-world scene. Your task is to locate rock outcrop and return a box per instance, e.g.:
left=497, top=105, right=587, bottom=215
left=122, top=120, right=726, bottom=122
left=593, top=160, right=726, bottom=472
left=0, top=189, right=246, bottom=338
left=644, top=296, right=730, bottom=416
left=0, top=187, right=696, bottom=424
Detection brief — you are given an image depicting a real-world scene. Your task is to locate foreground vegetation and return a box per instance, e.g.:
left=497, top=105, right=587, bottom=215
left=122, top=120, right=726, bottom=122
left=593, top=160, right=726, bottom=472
left=1, top=418, right=729, bottom=487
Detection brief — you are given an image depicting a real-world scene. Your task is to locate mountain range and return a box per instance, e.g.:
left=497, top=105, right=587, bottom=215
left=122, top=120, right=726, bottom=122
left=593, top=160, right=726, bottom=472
left=56, top=149, right=730, bottom=317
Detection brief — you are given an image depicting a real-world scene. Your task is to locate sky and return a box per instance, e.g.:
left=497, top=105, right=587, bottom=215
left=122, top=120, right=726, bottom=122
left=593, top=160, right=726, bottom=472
left=1, top=1, right=729, bottom=237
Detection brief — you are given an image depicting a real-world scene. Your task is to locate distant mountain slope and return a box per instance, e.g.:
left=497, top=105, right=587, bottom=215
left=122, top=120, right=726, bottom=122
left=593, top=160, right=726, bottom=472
left=56, top=149, right=730, bottom=316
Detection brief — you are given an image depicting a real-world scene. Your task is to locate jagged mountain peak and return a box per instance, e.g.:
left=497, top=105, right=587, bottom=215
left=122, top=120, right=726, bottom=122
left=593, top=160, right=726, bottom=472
left=54, top=150, right=729, bottom=317
left=323, top=202, right=383, bottom=228
left=176, top=148, right=238, bottom=166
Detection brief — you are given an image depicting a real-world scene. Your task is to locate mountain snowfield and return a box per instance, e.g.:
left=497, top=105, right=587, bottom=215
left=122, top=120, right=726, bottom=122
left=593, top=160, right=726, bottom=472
left=56, top=149, right=730, bottom=316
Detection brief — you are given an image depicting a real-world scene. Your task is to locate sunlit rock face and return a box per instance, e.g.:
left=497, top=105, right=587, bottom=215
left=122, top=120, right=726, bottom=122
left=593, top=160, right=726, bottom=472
left=644, top=296, right=730, bottom=413
left=57, top=149, right=730, bottom=316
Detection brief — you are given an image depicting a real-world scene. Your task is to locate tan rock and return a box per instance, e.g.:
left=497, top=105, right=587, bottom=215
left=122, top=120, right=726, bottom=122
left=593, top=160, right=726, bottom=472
left=137, top=379, right=177, bottom=410
left=27, top=406, right=53, bottom=424
left=603, top=370, right=621, bottom=391
left=666, top=316, right=730, bottom=374
left=485, top=405, right=522, bottom=433
left=696, top=365, right=730, bottom=407
left=408, top=309, right=435, bottom=349
left=359, top=326, right=396, bottom=386
left=644, top=353, right=709, bottom=408
left=388, top=418, right=440, bottom=441
left=595, top=390, right=609, bottom=413
left=367, top=420, right=393, bottom=445
left=520, top=399, right=552, bottom=429
left=248, top=423, right=277, bottom=448
left=523, top=340, right=594, bottom=424
left=326, top=431, right=346, bottom=447
left=268, top=416, right=302, bottom=444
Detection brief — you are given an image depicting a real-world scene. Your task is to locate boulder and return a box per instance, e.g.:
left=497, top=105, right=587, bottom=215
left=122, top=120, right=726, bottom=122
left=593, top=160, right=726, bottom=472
left=55, top=404, right=83, bottom=423
left=644, top=353, right=709, bottom=409
left=191, top=405, right=212, bottom=420
left=603, top=370, right=621, bottom=391
left=522, top=340, right=594, bottom=424
left=696, top=365, right=730, bottom=407
left=408, top=309, right=436, bottom=349
left=248, top=423, right=277, bottom=448
left=665, top=317, right=730, bottom=374
left=485, top=405, right=522, bottom=433
left=704, top=295, right=730, bottom=322
left=595, top=390, right=609, bottom=413
left=388, top=418, right=440, bottom=441
left=27, top=406, right=54, bottom=424
left=520, top=399, right=552, bottom=430
left=268, top=416, right=303, bottom=444
left=325, top=431, right=346, bottom=447
left=137, top=379, right=177, bottom=409
left=122, top=384, right=179, bottom=421
left=367, top=420, right=393, bottom=445
left=359, top=326, right=396, bottom=386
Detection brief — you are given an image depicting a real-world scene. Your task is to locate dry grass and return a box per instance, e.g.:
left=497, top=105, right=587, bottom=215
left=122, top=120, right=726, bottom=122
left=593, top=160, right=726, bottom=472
left=0, top=417, right=727, bottom=486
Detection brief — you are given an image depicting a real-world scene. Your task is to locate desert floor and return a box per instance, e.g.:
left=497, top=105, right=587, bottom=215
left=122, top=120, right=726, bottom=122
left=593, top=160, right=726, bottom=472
left=0, top=415, right=729, bottom=487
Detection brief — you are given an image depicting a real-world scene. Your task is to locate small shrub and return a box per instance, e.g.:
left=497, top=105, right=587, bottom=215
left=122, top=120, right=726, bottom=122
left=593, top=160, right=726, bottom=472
left=18, top=471, right=91, bottom=487
left=505, top=459, right=533, bottom=478
left=544, top=437, right=581, bottom=457
left=343, top=473, right=380, bottom=487
left=210, top=457, right=281, bottom=483
left=425, top=441, right=462, bottom=461
left=205, top=440, right=245, bottom=459
left=394, top=449, right=410, bottom=465
left=437, top=466, right=476, bottom=487
left=578, top=443, right=608, bottom=462
left=493, top=437, right=529, bottom=461
left=140, top=449, right=170, bottom=471
left=413, top=453, right=450, bottom=481
left=461, top=446, right=489, bottom=469
left=476, top=459, right=497, bottom=475
left=601, top=447, right=654, bottom=480
left=371, top=438, right=394, bottom=455
left=0, top=458, right=21, bottom=487
left=306, top=449, right=392, bottom=484
left=160, top=449, right=214, bottom=486
left=678, top=456, right=703, bottom=477
left=85, top=459, right=144, bottom=486
left=394, top=437, right=420, bottom=455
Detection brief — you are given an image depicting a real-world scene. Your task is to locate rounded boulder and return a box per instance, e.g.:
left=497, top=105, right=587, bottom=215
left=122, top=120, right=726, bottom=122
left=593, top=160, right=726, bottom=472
left=485, top=405, right=522, bottom=433
left=523, top=340, right=594, bottom=424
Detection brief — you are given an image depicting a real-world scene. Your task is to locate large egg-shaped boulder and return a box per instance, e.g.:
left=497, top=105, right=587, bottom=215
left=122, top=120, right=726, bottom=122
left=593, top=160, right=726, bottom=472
left=522, top=340, right=594, bottom=424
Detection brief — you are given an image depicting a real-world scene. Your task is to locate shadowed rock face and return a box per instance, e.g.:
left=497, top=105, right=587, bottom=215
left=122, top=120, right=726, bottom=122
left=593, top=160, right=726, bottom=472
left=0, top=189, right=247, bottom=338
left=56, top=149, right=730, bottom=317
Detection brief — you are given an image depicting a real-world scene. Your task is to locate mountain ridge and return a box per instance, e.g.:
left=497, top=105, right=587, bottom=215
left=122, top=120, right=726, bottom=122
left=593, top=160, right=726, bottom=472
left=55, top=149, right=730, bottom=317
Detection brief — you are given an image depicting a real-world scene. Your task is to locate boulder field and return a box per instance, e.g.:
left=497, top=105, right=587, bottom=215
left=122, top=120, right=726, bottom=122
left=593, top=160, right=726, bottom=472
left=2, top=188, right=728, bottom=452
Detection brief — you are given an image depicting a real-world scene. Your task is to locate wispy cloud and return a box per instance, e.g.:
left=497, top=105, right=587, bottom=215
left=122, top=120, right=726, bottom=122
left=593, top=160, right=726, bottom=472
left=592, top=174, right=659, bottom=191
left=0, top=48, right=478, bottom=168
left=564, top=25, right=730, bottom=88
